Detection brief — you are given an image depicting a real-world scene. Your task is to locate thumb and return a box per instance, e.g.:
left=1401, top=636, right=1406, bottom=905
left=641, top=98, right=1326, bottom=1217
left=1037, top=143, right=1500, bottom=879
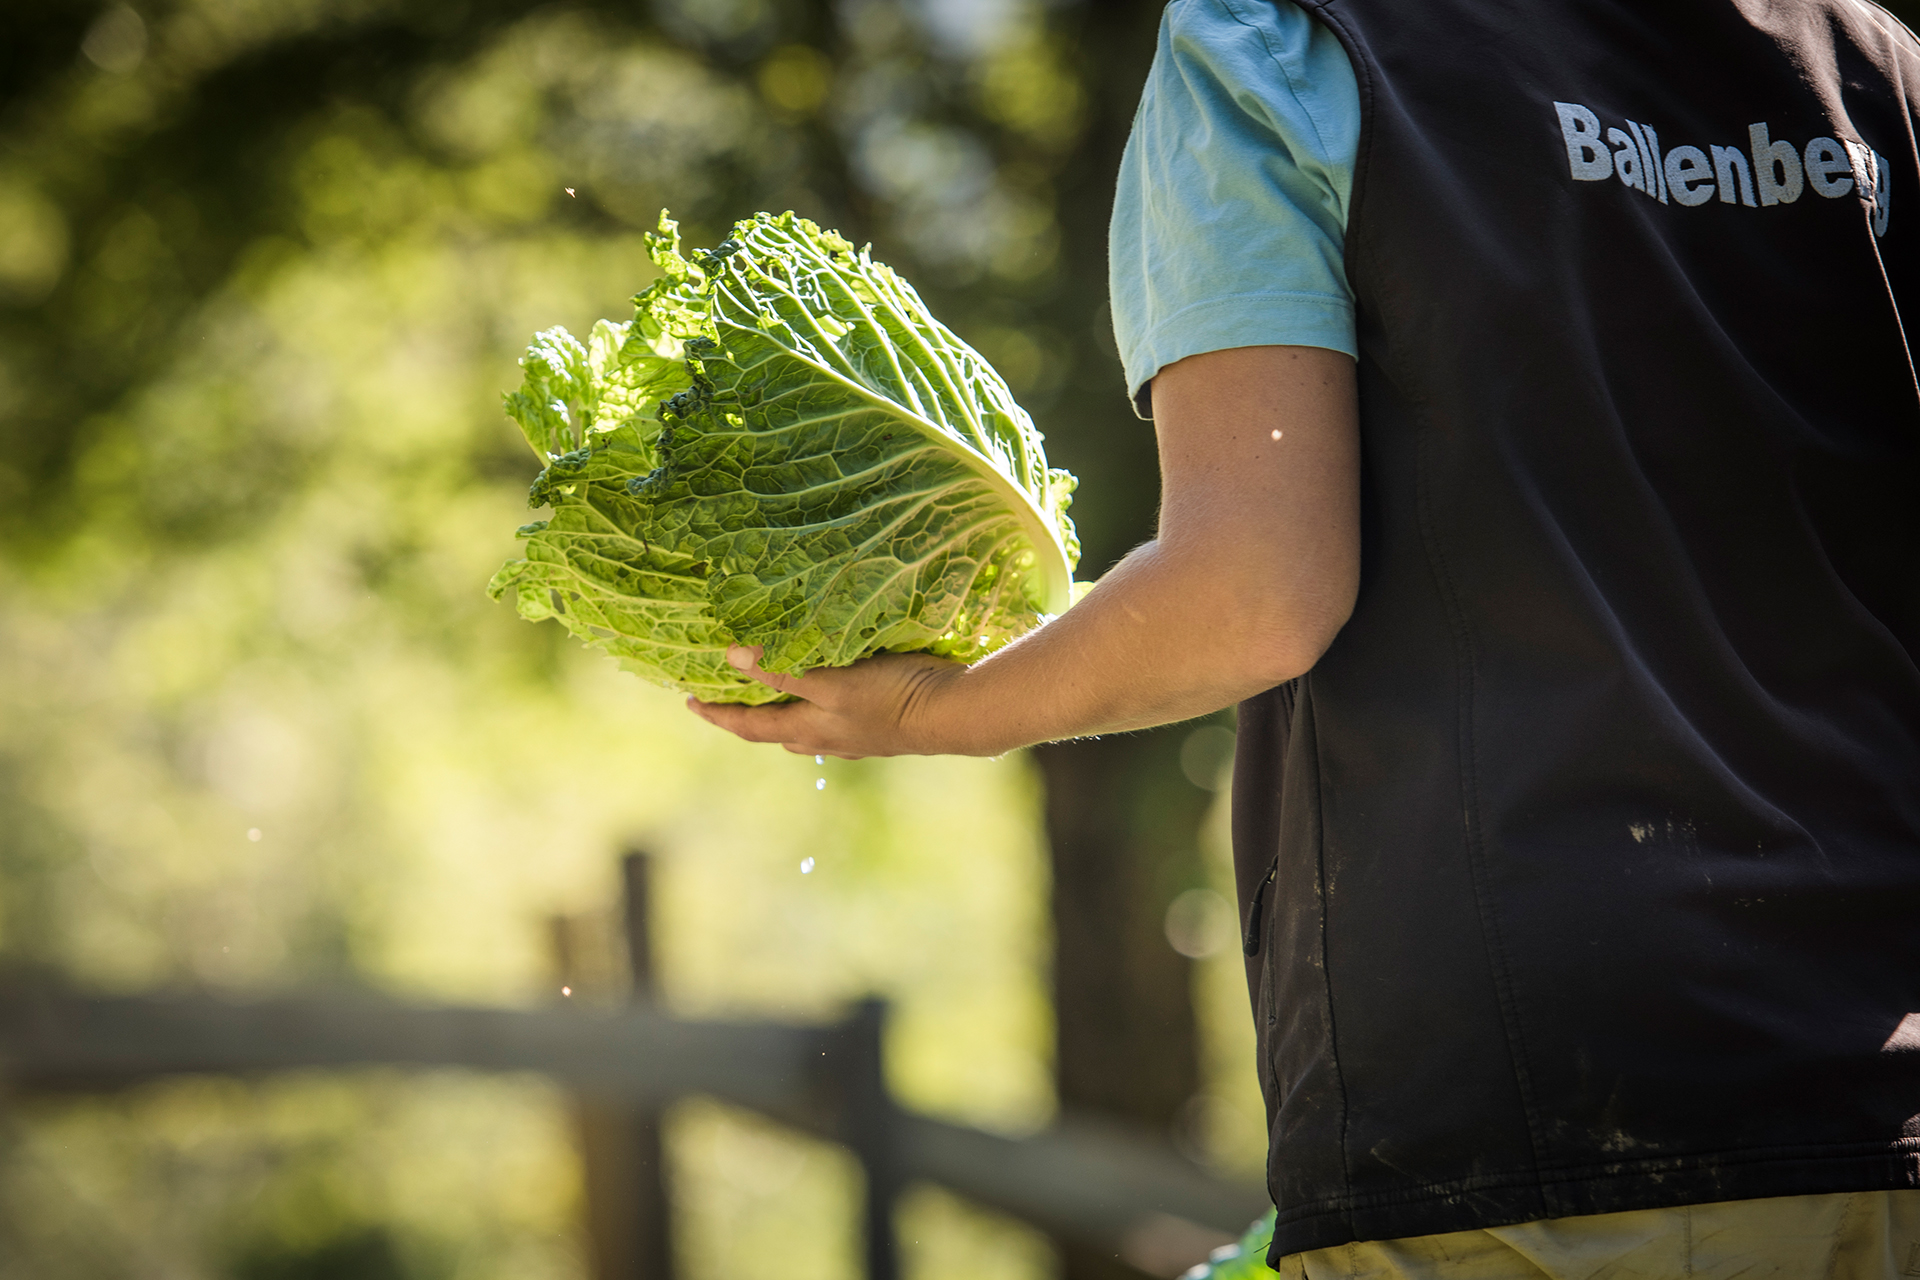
left=726, top=644, right=811, bottom=698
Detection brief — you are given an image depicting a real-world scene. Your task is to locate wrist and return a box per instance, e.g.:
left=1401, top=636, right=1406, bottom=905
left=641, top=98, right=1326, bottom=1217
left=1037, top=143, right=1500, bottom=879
left=897, top=660, right=1017, bottom=757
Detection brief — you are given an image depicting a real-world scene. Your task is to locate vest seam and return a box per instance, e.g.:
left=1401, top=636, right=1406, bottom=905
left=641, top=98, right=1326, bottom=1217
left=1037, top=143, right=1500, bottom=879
left=1409, top=357, right=1557, bottom=1217
left=1850, top=0, right=1920, bottom=56
left=1268, top=1136, right=1920, bottom=1223
left=1857, top=165, right=1920, bottom=396
left=1827, top=0, right=1916, bottom=393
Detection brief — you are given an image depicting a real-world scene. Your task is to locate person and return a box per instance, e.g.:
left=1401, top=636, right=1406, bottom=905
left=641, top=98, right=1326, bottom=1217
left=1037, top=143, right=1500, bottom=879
left=693, top=0, right=1920, bottom=1274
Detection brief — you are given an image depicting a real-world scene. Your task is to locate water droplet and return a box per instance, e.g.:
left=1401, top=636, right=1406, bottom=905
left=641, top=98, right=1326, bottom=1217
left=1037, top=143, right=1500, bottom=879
left=815, top=778, right=826, bottom=790
left=246, top=828, right=262, bottom=842
left=561, top=986, right=572, bottom=997
left=800, top=857, right=815, bottom=874
left=814, top=755, right=824, bottom=765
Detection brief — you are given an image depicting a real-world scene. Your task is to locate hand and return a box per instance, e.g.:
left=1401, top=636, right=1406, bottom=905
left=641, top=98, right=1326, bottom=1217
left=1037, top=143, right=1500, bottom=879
left=688, top=645, right=970, bottom=759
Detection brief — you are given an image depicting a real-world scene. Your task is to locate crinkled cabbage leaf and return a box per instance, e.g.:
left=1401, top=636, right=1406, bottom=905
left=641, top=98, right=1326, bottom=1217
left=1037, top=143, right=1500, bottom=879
left=487, top=211, right=1080, bottom=705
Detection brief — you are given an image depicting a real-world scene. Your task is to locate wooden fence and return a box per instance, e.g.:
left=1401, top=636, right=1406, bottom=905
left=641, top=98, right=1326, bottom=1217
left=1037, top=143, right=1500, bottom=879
left=0, top=855, right=1268, bottom=1279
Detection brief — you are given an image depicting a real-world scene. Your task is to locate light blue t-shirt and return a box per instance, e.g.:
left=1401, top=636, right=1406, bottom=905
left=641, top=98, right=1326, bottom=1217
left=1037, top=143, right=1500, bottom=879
left=1108, top=0, right=1362, bottom=416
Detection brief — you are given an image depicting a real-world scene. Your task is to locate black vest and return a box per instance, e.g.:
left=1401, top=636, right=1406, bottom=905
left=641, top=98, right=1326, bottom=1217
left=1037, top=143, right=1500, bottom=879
left=1234, top=0, right=1920, bottom=1258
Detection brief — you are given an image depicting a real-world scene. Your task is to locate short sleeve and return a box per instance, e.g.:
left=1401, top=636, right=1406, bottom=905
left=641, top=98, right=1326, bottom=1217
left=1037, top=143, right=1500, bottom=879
left=1109, top=0, right=1360, bottom=418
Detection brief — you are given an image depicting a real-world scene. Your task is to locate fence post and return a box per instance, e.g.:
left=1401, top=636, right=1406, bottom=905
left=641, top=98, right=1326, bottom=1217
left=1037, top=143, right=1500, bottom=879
left=619, top=850, right=675, bottom=1280
left=837, top=997, right=902, bottom=1280
left=550, top=852, right=676, bottom=1280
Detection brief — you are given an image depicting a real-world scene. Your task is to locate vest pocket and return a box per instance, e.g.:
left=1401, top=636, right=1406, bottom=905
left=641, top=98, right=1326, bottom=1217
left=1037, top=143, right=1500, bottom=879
left=1244, top=854, right=1282, bottom=1123
left=1242, top=856, right=1278, bottom=957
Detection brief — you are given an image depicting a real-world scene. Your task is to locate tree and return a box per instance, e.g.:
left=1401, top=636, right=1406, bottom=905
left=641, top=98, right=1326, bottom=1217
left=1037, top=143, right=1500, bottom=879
left=0, top=2, right=1222, bottom=1275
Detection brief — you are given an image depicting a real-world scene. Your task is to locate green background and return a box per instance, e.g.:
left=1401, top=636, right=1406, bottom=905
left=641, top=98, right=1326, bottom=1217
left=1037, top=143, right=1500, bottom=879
left=0, top=0, right=1269, bottom=1276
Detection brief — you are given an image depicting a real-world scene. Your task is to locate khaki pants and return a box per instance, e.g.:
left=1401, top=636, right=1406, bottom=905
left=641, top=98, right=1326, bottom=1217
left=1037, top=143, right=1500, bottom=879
left=1278, top=1191, right=1920, bottom=1280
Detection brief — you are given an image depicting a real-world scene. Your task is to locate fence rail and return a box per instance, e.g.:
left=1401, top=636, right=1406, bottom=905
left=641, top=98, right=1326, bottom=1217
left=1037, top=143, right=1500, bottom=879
left=0, top=972, right=1268, bottom=1276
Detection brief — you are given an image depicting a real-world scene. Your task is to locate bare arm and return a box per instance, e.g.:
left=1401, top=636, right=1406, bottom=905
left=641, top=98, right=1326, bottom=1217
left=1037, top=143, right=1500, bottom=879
left=689, top=344, right=1361, bottom=757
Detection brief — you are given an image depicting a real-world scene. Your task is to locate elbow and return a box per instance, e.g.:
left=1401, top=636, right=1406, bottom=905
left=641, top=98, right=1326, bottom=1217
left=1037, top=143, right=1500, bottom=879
left=1241, top=581, right=1357, bottom=688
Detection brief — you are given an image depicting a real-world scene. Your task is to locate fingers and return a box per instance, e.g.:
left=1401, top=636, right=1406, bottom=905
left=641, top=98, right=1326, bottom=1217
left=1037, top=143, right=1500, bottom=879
left=688, top=695, right=809, bottom=745
left=725, top=645, right=813, bottom=698
left=691, top=646, right=937, bottom=757
left=686, top=697, right=866, bottom=757
left=781, top=742, right=866, bottom=761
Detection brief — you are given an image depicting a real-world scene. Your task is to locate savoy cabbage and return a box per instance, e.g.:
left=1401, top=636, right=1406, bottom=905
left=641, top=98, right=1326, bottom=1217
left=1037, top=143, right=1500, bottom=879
left=487, top=211, right=1080, bottom=705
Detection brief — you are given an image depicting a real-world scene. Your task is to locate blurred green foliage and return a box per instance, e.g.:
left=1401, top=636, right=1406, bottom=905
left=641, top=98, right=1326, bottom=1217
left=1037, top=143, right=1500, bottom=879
left=0, top=0, right=1260, bottom=1276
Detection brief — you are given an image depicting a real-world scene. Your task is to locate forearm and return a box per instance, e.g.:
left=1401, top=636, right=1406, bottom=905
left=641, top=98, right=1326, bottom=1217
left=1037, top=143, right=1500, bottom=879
left=905, top=530, right=1345, bottom=756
